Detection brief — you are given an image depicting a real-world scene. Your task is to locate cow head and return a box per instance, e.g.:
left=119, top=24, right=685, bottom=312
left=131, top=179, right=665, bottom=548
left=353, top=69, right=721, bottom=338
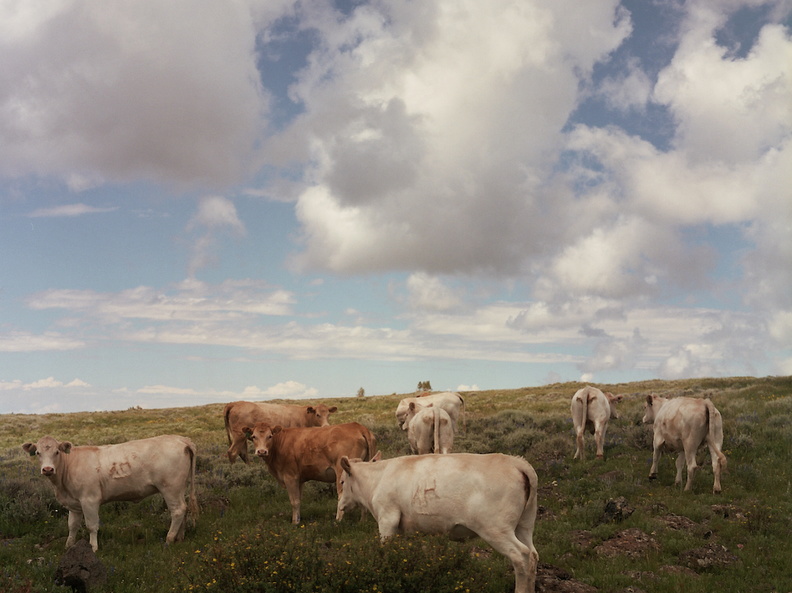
left=605, top=392, right=623, bottom=419
left=336, top=451, right=382, bottom=521
left=306, top=404, right=338, bottom=427
left=22, top=436, right=72, bottom=477
left=244, top=424, right=282, bottom=459
left=642, top=394, right=667, bottom=424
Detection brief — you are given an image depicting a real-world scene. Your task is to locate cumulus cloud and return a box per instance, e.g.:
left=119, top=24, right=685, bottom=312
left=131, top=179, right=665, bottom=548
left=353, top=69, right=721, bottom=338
left=0, top=0, right=272, bottom=187
left=280, top=0, right=631, bottom=275
left=186, top=196, right=247, bottom=276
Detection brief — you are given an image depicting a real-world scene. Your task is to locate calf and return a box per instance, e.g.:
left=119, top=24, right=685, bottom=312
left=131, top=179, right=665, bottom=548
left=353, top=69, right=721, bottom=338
left=337, top=452, right=539, bottom=593
left=22, top=435, right=198, bottom=551
left=224, top=400, right=337, bottom=464
left=245, top=422, right=377, bottom=524
left=395, top=391, right=465, bottom=432
left=642, top=395, right=727, bottom=493
left=571, top=386, right=622, bottom=460
left=404, top=402, right=454, bottom=454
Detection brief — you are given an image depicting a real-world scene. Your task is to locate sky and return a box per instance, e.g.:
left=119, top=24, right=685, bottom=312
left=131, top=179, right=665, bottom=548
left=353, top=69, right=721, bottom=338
left=1, top=0, right=791, bottom=414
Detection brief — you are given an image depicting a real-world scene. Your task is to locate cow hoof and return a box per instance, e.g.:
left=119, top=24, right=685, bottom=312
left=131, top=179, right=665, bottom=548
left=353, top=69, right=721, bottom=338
left=596, top=454, right=604, bottom=460
left=648, top=473, right=657, bottom=481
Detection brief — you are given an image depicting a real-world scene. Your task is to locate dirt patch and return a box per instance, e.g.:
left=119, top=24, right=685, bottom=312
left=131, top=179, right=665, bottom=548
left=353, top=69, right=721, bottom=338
left=599, top=497, right=634, bottom=524
left=594, top=528, right=660, bottom=559
left=537, top=563, right=598, bottom=593
left=679, top=543, right=740, bottom=571
left=658, top=513, right=697, bottom=531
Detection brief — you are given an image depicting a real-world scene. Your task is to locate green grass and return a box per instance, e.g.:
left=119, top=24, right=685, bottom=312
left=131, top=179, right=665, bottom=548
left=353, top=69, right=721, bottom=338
left=1, top=376, right=792, bottom=592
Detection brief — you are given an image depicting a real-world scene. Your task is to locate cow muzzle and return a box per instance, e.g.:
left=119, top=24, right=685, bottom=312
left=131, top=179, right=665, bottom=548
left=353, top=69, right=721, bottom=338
left=256, top=449, right=269, bottom=459
left=42, top=467, right=55, bottom=476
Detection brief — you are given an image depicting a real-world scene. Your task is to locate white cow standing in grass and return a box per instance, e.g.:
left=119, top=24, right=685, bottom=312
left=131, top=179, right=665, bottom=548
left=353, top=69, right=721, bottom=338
left=336, top=452, right=539, bottom=593
left=23, top=435, right=198, bottom=551
left=403, top=402, right=455, bottom=454
left=642, top=395, right=727, bottom=493
left=395, top=391, right=465, bottom=433
left=571, top=386, right=622, bottom=460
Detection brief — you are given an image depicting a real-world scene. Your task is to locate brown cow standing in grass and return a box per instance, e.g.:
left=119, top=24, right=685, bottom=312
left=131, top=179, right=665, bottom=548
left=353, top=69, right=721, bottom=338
left=22, top=435, right=198, bottom=551
left=244, top=422, right=377, bottom=524
left=571, top=386, right=622, bottom=460
left=642, top=395, right=727, bottom=493
left=224, top=401, right=337, bottom=464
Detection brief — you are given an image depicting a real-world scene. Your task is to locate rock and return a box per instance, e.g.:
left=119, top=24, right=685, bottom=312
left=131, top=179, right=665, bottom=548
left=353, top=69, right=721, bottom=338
left=600, top=497, right=634, bottom=523
left=537, top=563, right=598, bottom=593
left=54, top=540, right=107, bottom=593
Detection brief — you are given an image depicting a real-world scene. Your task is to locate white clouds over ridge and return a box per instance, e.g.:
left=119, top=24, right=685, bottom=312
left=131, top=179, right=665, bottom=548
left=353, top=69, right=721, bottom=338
left=1, top=1, right=790, bottom=412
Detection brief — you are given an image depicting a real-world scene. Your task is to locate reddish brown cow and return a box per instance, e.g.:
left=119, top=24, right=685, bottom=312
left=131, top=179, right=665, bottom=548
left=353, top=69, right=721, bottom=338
left=224, top=401, right=337, bottom=464
left=244, top=422, right=377, bottom=524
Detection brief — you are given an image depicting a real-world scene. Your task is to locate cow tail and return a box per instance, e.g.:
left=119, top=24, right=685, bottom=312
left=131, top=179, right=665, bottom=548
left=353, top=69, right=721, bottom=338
left=186, top=440, right=200, bottom=524
left=433, top=407, right=441, bottom=454
left=705, top=400, right=728, bottom=473
left=223, top=403, right=234, bottom=445
left=363, top=429, right=378, bottom=462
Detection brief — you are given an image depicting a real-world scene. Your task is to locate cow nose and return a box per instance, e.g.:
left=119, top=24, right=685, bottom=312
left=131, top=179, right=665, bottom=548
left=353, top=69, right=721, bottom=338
left=256, top=449, right=268, bottom=458
left=42, top=467, right=55, bottom=476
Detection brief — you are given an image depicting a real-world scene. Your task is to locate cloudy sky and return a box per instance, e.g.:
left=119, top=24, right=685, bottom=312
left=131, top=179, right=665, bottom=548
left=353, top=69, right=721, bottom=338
left=1, top=0, right=790, bottom=414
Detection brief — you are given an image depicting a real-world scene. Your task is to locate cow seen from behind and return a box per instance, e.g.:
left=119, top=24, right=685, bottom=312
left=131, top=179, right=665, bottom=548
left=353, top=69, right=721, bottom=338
left=642, top=395, right=727, bottom=493
left=571, top=386, right=622, bottom=460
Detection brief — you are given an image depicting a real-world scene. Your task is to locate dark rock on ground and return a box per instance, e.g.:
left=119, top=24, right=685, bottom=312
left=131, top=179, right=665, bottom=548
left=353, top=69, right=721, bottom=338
left=54, top=540, right=107, bottom=593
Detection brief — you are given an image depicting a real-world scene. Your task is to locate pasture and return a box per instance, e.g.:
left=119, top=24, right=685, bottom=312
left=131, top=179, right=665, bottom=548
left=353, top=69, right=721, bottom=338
left=1, top=375, right=791, bottom=592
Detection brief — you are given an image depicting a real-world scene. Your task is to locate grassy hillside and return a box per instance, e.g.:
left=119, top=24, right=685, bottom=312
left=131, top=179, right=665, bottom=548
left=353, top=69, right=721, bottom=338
left=1, top=376, right=790, bottom=592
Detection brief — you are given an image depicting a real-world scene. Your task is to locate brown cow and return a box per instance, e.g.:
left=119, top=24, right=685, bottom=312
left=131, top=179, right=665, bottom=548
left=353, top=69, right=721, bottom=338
left=22, top=435, right=198, bottom=551
left=642, top=395, right=727, bottom=493
left=224, top=400, right=337, bottom=464
left=244, top=422, right=377, bottom=524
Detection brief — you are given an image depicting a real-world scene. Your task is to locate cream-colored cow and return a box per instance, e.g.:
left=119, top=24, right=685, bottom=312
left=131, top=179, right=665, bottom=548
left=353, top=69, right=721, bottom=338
left=337, top=452, right=539, bottom=593
left=642, top=395, right=727, bottom=493
left=571, top=386, right=622, bottom=460
left=23, top=435, right=198, bottom=551
left=403, top=402, right=455, bottom=454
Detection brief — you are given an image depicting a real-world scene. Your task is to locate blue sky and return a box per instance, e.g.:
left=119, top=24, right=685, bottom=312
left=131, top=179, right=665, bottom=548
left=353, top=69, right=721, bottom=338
left=1, top=0, right=790, bottom=414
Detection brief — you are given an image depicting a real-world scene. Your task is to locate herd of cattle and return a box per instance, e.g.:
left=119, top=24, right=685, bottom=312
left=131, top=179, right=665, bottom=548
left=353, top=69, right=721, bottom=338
left=21, top=387, right=727, bottom=593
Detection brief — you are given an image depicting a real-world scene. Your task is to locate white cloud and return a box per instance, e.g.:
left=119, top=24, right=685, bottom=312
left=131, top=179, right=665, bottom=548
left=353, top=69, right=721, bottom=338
left=28, top=203, right=118, bottom=217
left=0, top=0, right=272, bottom=186
left=186, top=196, right=247, bottom=276
left=406, top=273, right=462, bottom=313
left=0, top=331, right=85, bottom=352
left=282, top=0, right=631, bottom=275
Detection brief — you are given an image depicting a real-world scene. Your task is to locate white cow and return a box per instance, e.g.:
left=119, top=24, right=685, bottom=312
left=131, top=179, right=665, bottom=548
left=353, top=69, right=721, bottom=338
left=336, top=452, right=539, bottom=593
left=571, top=386, right=622, bottom=460
left=404, top=402, right=454, bottom=454
left=395, top=391, right=465, bottom=433
left=22, top=435, right=198, bottom=551
left=642, top=395, right=727, bottom=493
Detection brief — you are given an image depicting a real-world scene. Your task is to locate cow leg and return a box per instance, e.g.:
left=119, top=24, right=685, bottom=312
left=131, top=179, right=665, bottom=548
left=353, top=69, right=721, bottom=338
left=648, top=438, right=663, bottom=480
left=594, top=420, right=607, bottom=460
left=227, top=433, right=249, bottom=464
left=285, top=481, right=303, bottom=524
left=682, top=448, right=698, bottom=492
left=162, top=492, right=188, bottom=543
left=66, top=509, right=83, bottom=549
left=81, top=503, right=101, bottom=552
left=376, top=511, right=402, bottom=541
left=481, top=530, right=537, bottom=593
left=573, top=428, right=585, bottom=460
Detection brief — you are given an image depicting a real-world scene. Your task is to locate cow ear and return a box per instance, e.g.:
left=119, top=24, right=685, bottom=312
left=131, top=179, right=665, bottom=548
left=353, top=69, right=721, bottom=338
left=409, top=402, right=416, bottom=411
left=242, top=427, right=253, bottom=439
left=306, top=406, right=316, bottom=414
left=272, top=425, right=283, bottom=434
left=329, top=406, right=338, bottom=413
left=340, top=456, right=352, bottom=473
left=22, top=443, right=37, bottom=456
left=371, top=451, right=382, bottom=462
left=60, top=442, right=73, bottom=454
left=645, top=394, right=653, bottom=406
